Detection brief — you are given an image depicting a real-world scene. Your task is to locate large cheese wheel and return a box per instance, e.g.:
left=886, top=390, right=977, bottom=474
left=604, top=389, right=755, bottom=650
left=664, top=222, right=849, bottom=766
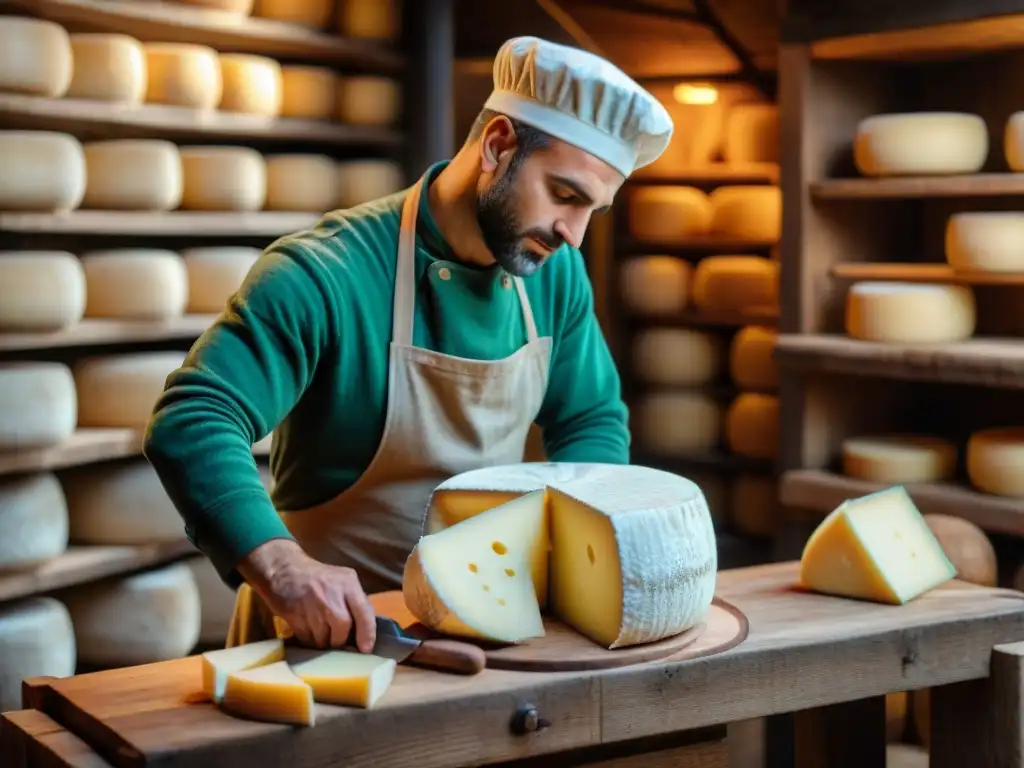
left=73, top=352, right=186, bottom=430
left=620, top=256, right=692, bottom=315
left=967, top=427, right=1024, bottom=497
left=144, top=43, right=222, bottom=109
left=921, top=514, right=997, bottom=587
left=633, top=392, right=722, bottom=455
left=67, top=33, right=147, bottom=104
left=842, top=435, right=957, bottom=484
left=0, top=131, right=86, bottom=212
left=1004, top=111, right=1024, bottom=172
left=0, top=598, right=76, bottom=713
left=0, top=473, right=69, bottom=569
left=0, top=251, right=86, bottom=332
left=709, top=186, right=781, bottom=242
left=631, top=328, right=724, bottom=386
left=218, top=54, right=282, bottom=117
left=336, top=76, right=401, bottom=126
left=254, top=0, right=332, bottom=26
left=336, top=159, right=404, bottom=207
left=729, top=325, right=778, bottom=392
left=945, top=212, right=1024, bottom=273
left=886, top=692, right=908, bottom=743
left=62, top=563, right=201, bottom=666
left=626, top=186, right=711, bottom=245
left=180, top=147, right=266, bottom=211
left=81, top=140, right=183, bottom=211
left=81, top=249, right=189, bottom=320
left=844, top=282, right=976, bottom=343
left=725, top=393, right=779, bottom=461
left=0, top=363, right=77, bottom=451
left=854, top=113, right=988, bottom=177
left=723, top=104, right=779, bottom=164
left=280, top=66, right=337, bottom=120
left=692, top=256, right=778, bottom=312
left=265, top=154, right=339, bottom=212
left=0, top=17, right=73, bottom=98
left=181, top=247, right=260, bottom=313
left=731, top=473, right=781, bottom=538
left=186, top=555, right=238, bottom=646
left=337, top=0, right=400, bottom=40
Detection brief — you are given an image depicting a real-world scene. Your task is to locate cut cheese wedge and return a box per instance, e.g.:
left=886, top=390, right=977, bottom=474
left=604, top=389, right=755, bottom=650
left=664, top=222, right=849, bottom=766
left=201, top=638, right=284, bottom=703
left=799, top=486, right=956, bottom=604
left=286, top=647, right=396, bottom=708
left=221, top=660, right=314, bottom=727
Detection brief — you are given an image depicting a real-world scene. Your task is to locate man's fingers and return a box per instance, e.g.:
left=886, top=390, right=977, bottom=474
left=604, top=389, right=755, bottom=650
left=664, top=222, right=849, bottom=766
left=327, top=602, right=354, bottom=649
left=346, top=588, right=377, bottom=653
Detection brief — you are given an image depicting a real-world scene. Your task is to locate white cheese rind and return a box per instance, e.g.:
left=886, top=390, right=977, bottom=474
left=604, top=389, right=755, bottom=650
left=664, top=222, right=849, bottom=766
left=0, top=251, right=86, bottom=332
left=843, top=435, right=957, bottom=485
left=81, top=249, right=189, bottom=320
left=844, top=281, right=976, bottom=343
left=0, top=362, right=77, bottom=451
left=73, top=352, right=186, bottom=430
left=180, top=247, right=260, bottom=313
left=67, top=33, right=147, bottom=103
left=0, top=131, right=86, bottom=212
left=0, top=17, right=73, bottom=98
left=81, top=140, right=183, bottom=211
left=0, top=473, right=70, bottom=570
left=854, top=112, right=988, bottom=177
left=0, top=597, right=77, bottom=713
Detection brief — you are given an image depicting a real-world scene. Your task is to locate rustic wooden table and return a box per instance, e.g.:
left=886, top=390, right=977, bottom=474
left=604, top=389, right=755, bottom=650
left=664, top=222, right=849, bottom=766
left=2, top=562, right=1023, bottom=768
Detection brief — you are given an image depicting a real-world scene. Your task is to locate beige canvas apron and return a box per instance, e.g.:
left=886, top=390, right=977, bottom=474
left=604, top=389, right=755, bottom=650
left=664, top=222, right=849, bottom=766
left=225, top=174, right=552, bottom=646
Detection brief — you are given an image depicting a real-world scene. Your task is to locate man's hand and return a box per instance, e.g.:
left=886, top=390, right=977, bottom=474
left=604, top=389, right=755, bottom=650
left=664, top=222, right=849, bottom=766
left=238, top=539, right=376, bottom=652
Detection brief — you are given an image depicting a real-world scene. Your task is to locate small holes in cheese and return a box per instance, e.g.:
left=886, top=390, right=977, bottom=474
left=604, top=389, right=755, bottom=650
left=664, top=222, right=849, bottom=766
left=482, top=584, right=490, bottom=592
left=497, top=598, right=505, bottom=606
left=504, top=568, right=515, bottom=577
left=491, top=541, right=507, bottom=555
left=468, top=563, right=478, bottom=573
left=586, top=544, right=596, bottom=565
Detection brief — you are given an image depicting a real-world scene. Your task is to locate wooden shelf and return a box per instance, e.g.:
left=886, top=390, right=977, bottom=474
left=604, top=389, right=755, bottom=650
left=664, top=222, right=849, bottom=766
left=830, top=263, right=1024, bottom=286
left=780, top=469, right=1024, bottom=537
left=0, top=210, right=321, bottom=236
left=0, top=93, right=403, bottom=146
left=811, top=174, right=1024, bottom=200
left=0, top=316, right=218, bottom=352
left=636, top=451, right=774, bottom=474
left=6, top=0, right=404, bottom=71
left=631, top=163, right=780, bottom=186
left=620, top=236, right=778, bottom=254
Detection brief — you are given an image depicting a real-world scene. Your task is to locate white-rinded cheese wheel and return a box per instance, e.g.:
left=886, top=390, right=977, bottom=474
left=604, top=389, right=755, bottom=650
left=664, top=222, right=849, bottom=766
left=176, top=0, right=255, bottom=13
left=0, top=251, right=86, bottom=332
left=627, top=186, right=712, bottom=245
left=337, top=0, right=400, bottom=39
left=265, top=154, right=339, bottom=212
left=336, top=76, right=401, bottom=126
left=731, top=473, right=781, bottom=538
left=0, top=363, right=77, bottom=451
left=81, top=140, right=183, bottom=211
left=967, top=427, right=1024, bottom=497
left=0, top=17, right=73, bottom=98
left=620, top=256, right=692, bottom=315
left=281, top=66, right=337, bottom=120
left=854, top=113, right=988, bottom=177
left=632, top=328, right=724, bottom=386
left=687, top=469, right=730, bottom=525
left=81, top=249, right=188, bottom=320
left=723, top=103, right=779, bottom=164
left=254, top=0, right=332, bottom=27
left=0, top=131, right=86, bottom=212
left=844, top=282, right=976, bottom=343
left=144, top=43, right=222, bottom=109
left=180, top=147, right=266, bottom=211
left=945, top=212, right=1024, bottom=273
left=634, top=392, right=722, bottom=455
left=62, top=563, right=201, bottom=666
left=186, top=555, right=238, bottom=645
left=730, top=325, right=778, bottom=392
left=336, top=159, right=405, bottom=207
left=725, top=393, right=779, bottom=461
left=692, top=256, right=779, bottom=311
left=67, top=33, right=147, bottom=104
left=181, top=247, right=260, bottom=313
left=218, top=54, right=282, bottom=116
left=843, top=435, right=957, bottom=484
left=0, top=474, right=69, bottom=569
left=0, top=597, right=76, bottom=713
left=74, top=352, right=186, bottom=430
left=709, top=186, right=781, bottom=242
left=1004, top=111, right=1024, bottom=172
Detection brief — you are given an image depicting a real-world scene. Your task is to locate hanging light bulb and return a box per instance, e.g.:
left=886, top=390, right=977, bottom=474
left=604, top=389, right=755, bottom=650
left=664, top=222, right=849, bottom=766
left=673, top=82, right=719, bottom=105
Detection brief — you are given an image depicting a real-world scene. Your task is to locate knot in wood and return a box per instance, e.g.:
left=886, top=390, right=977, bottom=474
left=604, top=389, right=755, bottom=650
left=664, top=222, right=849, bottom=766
left=510, top=703, right=551, bottom=735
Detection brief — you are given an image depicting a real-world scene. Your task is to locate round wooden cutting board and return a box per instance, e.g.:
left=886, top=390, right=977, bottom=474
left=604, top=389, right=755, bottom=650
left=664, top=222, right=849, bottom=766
left=369, top=591, right=748, bottom=672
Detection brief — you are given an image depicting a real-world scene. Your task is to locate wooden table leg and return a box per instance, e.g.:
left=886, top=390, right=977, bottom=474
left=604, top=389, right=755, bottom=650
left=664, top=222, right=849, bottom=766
left=930, top=641, right=1024, bottom=768
left=793, top=695, right=886, bottom=768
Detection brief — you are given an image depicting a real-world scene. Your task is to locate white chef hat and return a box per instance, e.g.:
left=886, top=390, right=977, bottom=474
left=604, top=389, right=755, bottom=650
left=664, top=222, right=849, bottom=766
left=484, top=36, right=674, bottom=178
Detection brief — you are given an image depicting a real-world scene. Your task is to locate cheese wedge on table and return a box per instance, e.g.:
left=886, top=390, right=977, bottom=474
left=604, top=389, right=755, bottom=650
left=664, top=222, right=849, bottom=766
left=286, top=647, right=396, bottom=708
left=221, top=660, right=315, bottom=727
left=799, top=486, right=956, bottom=604
left=201, top=638, right=285, bottom=703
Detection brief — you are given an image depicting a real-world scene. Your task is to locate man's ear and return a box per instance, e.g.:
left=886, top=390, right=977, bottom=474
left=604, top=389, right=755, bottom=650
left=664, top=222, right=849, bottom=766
left=479, top=115, right=517, bottom=174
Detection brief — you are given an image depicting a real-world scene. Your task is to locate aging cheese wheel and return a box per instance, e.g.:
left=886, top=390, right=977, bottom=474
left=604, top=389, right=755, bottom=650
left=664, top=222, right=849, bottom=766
left=0, top=251, right=86, bottom=332
left=725, top=393, right=779, bottom=461
left=886, top=692, right=908, bottom=743
left=218, top=54, right=282, bottom=117
left=73, top=351, right=186, bottom=430
left=254, top=0, right=332, bottom=27
left=620, top=256, right=692, bottom=315
left=338, top=0, right=400, bottom=40
left=180, top=146, right=267, bottom=211
left=692, top=256, right=778, bottom=312
left=626, top=186, right=711, bottom=245
left=281, top=65, right=337, bottom=120
left=144, top=43, right=222, bottom=109
left=0, top=17, right=73, bottom=98
left=0, top=131, right=86, bottom=212
left=81, top=249, right=188, bottom=320
left=854, top=112, right=988, bottom=177
left=265, top=154, right=339, bottom=212
left=844, top=282, right=976, bottom=343
left=0, top=597, right=76, bottom=713
left=336, top=76, right=401, bottom=126
left=1004, top=111, right=1024, bottom=172
left=723, top=103, right=779, bottom=164
left=709, top=185, right=781, bottom=242
left=181, top=247, right=260, bottom=313
left=62, top=563, right=202, bottom=666
left=729, top=325, right=778, bottom=392
left=731, top=473, right=781, bottom=539
left=945, top=212, right=1024, bottom=273
left=0, top=473, right=69, bottom=569
left=186, top=555, right=238, bottom=646
left=0, top=363, right=77, bottom=451
left=67, top=33, right=147, bottom=104
left=634, top=392, right=722, bottom=455
left=967, top=427, right=1024, bottom=497
left=82, top=140, right=183, bottom=211
left=631, top=328, right=724, bottom=387
left=842, top=435, right=957, bottom=484
left=921, top=514, right=997, bottom=587
left=336, top=159, right=404, bottom=207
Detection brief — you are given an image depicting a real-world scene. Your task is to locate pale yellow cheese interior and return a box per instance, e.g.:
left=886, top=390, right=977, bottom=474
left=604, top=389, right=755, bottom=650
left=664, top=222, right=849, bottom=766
left=286, top=647, right=396, bottom=708
left=201, top=637, right=284, bottom=702
left=221, top=660, right=315, bottom=727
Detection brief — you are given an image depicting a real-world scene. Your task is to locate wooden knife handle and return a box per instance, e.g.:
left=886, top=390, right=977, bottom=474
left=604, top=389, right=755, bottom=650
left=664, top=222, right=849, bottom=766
left=407, top=639, right=486, bottom=675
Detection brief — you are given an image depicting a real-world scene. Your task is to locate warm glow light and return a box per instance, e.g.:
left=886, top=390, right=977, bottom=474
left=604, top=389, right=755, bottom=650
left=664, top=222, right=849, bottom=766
left=673, top=83, right=719, bottom=105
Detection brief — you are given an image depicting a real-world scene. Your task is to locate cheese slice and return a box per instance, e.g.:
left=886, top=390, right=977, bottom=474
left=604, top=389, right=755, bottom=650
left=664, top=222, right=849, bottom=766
left=220, top=660, right=315, bottom=726
left=286, top=647, right=396, bottom=708
left=799, top=486, right=956, bottom=604
left=202, top=638, right=284, bottom=702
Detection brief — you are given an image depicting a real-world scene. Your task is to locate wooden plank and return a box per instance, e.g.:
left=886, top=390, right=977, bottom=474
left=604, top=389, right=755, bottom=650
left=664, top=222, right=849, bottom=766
left=631, top=163, right=780, bottom=186
left=831, top=262, right=1024, bottom=285
left=811, top=174, right=1024, bottom=199
left=0, top=709, right=114, bottom=768
left=0, top=316, right=217, bottom=353
left=0, top=211, right=321, bottom=237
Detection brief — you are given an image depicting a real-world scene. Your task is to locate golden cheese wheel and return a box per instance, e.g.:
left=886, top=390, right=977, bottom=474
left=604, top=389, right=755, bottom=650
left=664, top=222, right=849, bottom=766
left=886, top=691, right=908, bottom=742
left=912, top=689, right=930, bottom=746
left=921, top=514, right=997, bottom=587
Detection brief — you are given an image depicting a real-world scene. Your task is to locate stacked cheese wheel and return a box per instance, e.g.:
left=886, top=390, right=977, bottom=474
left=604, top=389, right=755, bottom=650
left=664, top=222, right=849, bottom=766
left=844, top=281, right=977, bottom=343
left=627, top=184, right=782, bottom=246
